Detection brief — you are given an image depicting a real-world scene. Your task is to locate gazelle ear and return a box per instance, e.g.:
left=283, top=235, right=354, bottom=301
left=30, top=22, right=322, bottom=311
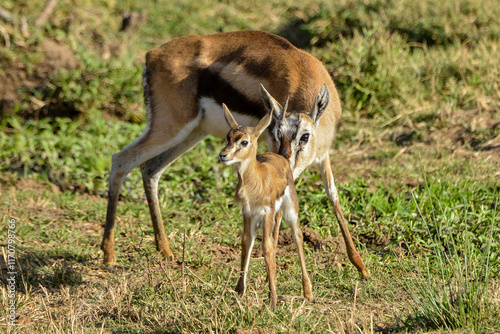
left=253, top=111, right=273, bottom=138
left=223, top=103, right=239, bottom=129
left=260, top=84, right=284, bottom=121
left=309, top=84, right=329, bottom=126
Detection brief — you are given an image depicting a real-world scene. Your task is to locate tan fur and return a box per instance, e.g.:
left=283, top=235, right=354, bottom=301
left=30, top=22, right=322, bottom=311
left=101, top=30, right=369, bottom=279
left=220, top=105, right=312, bottom=307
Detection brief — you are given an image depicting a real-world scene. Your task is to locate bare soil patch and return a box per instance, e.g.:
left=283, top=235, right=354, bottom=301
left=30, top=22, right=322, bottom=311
left=278, top=227, right=347, bottom=254
left=0, top=39, right=80, bottom=119
left=210, top=243, right=239, bottom=263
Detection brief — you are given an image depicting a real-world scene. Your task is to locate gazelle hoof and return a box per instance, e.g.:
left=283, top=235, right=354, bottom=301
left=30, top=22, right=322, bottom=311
left=359, top=268, right=371, bottom=280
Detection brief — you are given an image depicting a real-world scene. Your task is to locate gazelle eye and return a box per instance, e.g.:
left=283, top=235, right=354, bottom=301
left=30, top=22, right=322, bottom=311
left=241, top=140, right=249, bottom=147
left=300, top=133, right=310, bottom=144
left=276, top=129, right=282, bottom=139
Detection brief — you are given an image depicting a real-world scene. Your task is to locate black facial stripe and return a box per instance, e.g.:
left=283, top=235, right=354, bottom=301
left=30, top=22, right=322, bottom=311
left=294, top=147, right=303, bottom=168
left=232, top=133, right=244, bottom=142
left=294, top=114, right=301, bottom=141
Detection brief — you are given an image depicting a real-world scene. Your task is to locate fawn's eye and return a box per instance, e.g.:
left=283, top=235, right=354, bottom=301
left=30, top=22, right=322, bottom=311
left=240, top=140, right=249, bottom=147
left=299, top=133, right=310, bottom=144
left=276, top=129, right=282, bottom=139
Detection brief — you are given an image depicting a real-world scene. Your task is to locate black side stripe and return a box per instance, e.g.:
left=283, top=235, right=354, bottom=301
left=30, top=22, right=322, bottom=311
left=197, top=68, right=268, bottom=119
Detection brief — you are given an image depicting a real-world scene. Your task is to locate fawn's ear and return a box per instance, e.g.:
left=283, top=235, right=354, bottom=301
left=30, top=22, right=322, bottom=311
left=254, top=110, right=273, bottom=138
left=260, top=84, right=285, bottom=121
left=223, top=103, right=239, bottom=129
left=309, top=84, right=329, bottom=126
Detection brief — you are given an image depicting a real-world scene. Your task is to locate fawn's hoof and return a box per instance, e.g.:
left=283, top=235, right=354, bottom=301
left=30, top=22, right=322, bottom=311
left=106, top=264, right=117, bottom=273
left=159, top=249, right=175, bottom=262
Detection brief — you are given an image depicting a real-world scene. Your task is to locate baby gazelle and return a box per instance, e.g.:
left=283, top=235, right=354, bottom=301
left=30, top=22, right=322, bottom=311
left=219, top=104, right=313, bottom=307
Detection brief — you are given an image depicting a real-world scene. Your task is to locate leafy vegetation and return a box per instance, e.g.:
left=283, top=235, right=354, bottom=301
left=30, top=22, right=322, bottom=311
left=0, top=0, right=499, bottom=332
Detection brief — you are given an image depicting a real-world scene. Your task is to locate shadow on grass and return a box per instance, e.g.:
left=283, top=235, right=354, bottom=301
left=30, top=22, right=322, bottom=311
left=1, top=250, right=88, bottom=293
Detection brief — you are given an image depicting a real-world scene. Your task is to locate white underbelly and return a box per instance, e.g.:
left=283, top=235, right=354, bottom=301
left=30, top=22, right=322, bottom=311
left=199, top=97, right=271, bottom=142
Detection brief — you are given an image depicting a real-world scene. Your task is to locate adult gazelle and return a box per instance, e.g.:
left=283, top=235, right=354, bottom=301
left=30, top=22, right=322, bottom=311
left=101, top=30, right=370, bottom=279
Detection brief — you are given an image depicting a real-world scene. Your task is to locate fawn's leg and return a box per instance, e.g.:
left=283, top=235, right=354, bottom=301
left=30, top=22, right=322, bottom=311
left=263, top=212, right=278, bottom=307
left=273, top=211, right=282, bottom=250
left=235, top=213, right=257, bottom=296
left=288, top=217, right=313, bottom=300
left=283, top=188, right=313, bottom=300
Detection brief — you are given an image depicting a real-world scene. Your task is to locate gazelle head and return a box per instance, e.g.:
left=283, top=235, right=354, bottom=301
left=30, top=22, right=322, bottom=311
left=260, top=84, right=330, bottom=178
left=219, top=103, right=273, bottom=166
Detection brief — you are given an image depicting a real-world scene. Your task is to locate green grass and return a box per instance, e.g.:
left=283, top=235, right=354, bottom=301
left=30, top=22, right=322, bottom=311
left=1, top=0, right=499, bottom=332
left=399, top=185, right=498, bottom=331
left=1, top=114, right=144, bottom=193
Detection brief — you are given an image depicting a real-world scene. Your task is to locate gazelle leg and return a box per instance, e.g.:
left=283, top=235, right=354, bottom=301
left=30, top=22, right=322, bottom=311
left=318, top=154, right=370, bottom=279
left=102, top=115, right=202, bottom=265
left=102, top=132, right=166, bottom=265
left=140, top=130, right=206, bottom=261
left=235, top=214, right=257, bottom=296
left=102, top=166, right=123, bottom=265
left=262, top=212, right=278, bottom=307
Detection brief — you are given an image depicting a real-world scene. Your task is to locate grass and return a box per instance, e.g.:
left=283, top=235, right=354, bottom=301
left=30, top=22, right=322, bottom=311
left=399, top=173, right=498, bottom=331
left=0, top=0, right=499, bottom=332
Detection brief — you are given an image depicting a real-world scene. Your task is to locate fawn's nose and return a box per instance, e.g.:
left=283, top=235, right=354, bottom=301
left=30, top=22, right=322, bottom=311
left=219, top=153, right=227, bottom=162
